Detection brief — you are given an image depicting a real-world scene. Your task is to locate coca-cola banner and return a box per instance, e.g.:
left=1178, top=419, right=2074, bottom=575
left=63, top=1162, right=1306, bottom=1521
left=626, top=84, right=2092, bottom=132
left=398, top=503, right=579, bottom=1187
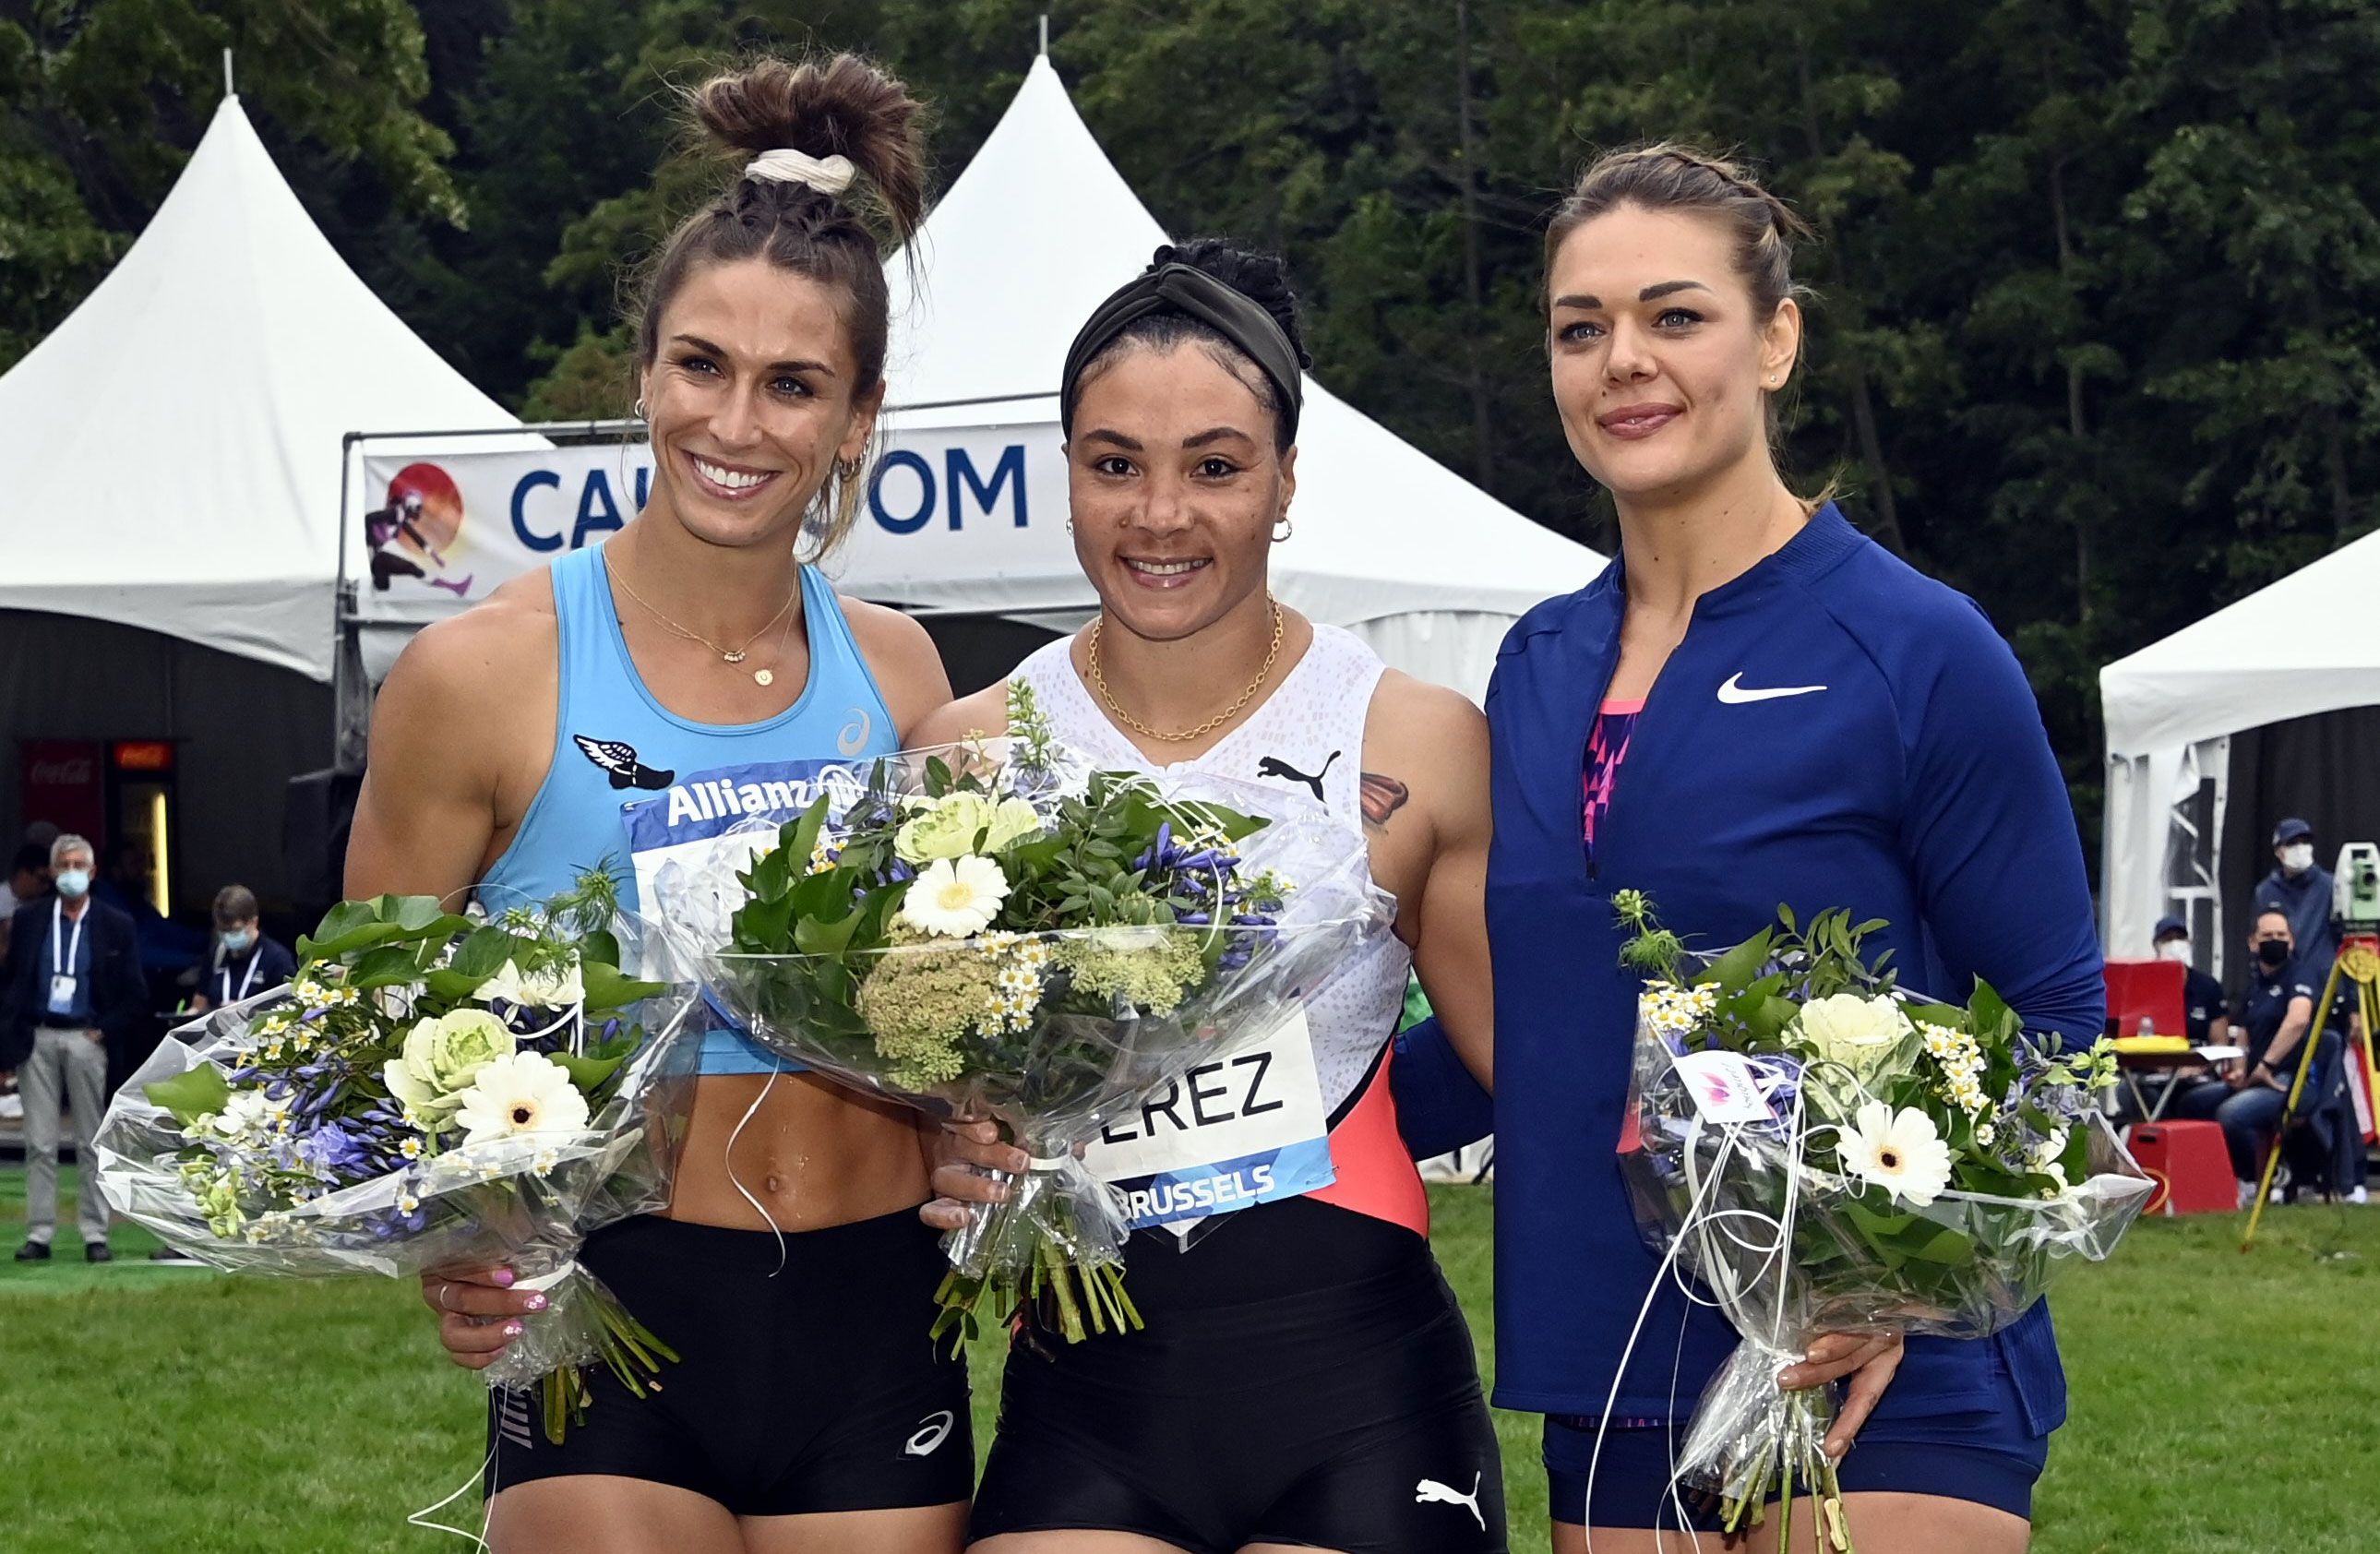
left=19, top=739, right=107, bottom=847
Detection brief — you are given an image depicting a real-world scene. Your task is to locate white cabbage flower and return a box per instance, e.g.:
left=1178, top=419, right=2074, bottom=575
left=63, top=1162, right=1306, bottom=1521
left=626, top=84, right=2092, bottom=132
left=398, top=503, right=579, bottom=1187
left=383, top=1008, right=516, bottom=1122
left=1836, top=1100, right=1955, bottom=1207
left=452, top=1052, right=592, bottom=1143
left=1796, top=993, right=1913, bottom=1087
left=895, top=793, right=1044, bottom=865
left=478, top=956, right=585, bottom=1010
left=899, top=855, right=1012, bottom=938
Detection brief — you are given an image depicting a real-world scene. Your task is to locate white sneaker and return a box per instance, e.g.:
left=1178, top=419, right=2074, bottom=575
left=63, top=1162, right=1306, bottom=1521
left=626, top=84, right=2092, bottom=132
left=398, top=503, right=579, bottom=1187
left=2349, top=1187, right=2370, bottom=1206
left=2237, top=1180, right=2256, bottom=1210
left=0, top=1093, right=22, bottom=1120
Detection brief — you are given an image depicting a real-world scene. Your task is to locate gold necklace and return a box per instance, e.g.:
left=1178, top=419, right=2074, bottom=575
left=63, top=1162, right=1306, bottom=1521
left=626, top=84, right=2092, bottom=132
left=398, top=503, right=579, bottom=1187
left=1087, top=596, right=1285, bottom=744
left=613, top=566, right=797, bottom=686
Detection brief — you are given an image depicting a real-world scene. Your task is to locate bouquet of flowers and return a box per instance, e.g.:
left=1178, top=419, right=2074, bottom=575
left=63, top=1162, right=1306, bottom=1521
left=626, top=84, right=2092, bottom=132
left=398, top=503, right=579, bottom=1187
left=674, top=685, right=1384, bottom=1346
left=94, top=871, right=700, bottom=1444
left=1611, top=891, right=2152, bottom=1549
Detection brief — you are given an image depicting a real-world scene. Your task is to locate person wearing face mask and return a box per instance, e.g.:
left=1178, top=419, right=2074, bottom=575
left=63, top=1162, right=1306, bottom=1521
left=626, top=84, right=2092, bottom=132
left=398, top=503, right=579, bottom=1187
left=189, top=885, right=295, bottom=1015
left=2153, top=916, right=2228, bottom=1044
left=2172, top=908, right=2338, bottom=1202
left=3, top=833, right=147, bottom=1261
left=2255, top=819, right=2340, bottom=980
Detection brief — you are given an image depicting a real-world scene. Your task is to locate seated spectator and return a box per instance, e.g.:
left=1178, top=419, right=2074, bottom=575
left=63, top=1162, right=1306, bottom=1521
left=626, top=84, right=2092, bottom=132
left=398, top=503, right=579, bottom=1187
left=2153, top=914, right=2228, bottom=1043
left=2173, top=908, right=2342, bottom=1205
left=190, top=885, right=296, bottom=1014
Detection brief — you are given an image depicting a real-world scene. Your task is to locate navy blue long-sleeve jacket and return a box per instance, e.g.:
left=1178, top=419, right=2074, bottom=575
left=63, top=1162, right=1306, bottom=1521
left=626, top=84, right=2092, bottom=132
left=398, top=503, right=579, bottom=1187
left=1457, top=505, right=2103, bottom=1428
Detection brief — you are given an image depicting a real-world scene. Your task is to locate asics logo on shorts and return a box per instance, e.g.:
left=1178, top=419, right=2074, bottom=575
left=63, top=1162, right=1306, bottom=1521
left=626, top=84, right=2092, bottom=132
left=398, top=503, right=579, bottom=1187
left=904, top=1409, right=956, bottom=1457
left=1415, top=1471, right=1485, bottom=1530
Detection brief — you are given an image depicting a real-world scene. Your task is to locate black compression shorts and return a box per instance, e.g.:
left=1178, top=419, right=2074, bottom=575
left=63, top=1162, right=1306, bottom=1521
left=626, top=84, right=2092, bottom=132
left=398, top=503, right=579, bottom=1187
left=970, top=1196, right=1507, bottom=1554
left=485, top=1209, right=972, bottom=1516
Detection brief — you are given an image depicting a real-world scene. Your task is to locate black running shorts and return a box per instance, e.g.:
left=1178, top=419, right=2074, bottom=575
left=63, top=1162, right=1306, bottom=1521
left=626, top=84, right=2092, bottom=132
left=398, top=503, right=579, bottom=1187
left=485, top=1209, right=972, bottom=1516
left=970, top=1196, right=1506, bottom=1554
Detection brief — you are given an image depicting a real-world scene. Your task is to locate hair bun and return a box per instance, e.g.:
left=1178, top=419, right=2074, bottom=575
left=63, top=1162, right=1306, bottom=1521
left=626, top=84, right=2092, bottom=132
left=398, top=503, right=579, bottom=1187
left=691, top=54, right=927, bottom=239
left=1160, top=237, right=1312, bottom=369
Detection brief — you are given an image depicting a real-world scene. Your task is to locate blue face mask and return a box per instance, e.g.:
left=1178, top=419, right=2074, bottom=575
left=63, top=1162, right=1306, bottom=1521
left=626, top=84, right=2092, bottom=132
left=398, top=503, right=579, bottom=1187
left=221, top=927, right=256, bottom=953
left=54, top=868, right=90, bottom=899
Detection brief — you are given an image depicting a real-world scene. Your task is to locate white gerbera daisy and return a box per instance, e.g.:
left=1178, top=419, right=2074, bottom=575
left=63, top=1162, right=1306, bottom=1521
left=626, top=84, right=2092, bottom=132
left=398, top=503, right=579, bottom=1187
left=1836, top=1100, right=1955, bottom=1207
left=451, top=1052, right=592, bottom=1143
left=899, top=855, right=1011, bottom=938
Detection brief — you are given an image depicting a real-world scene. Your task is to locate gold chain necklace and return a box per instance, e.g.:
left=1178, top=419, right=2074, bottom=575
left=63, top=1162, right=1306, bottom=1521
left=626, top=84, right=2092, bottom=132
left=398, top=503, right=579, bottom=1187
left=1087, top=596, right=1285, bottom=744
left=613, top=567, right=797, bottom=687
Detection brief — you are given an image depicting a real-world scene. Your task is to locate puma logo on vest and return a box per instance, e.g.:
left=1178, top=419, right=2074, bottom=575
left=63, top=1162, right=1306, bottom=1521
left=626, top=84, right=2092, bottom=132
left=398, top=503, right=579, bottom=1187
left=1256, top=749, right=1341, bottom=804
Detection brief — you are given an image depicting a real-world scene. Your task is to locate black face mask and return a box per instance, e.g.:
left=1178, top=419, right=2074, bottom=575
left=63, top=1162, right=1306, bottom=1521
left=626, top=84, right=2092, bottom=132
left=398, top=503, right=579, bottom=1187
left=2255, top=939, right=2292, bottom=969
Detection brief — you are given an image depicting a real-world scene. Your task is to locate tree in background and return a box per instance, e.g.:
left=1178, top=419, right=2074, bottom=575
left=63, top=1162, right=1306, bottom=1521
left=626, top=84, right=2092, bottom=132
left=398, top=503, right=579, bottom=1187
left=8, top=0, right=2380, bottom=867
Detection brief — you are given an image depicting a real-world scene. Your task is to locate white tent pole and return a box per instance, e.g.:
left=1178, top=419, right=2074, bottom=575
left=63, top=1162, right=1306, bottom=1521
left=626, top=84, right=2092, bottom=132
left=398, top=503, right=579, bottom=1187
left=223, top=49, right=234, bottom=97
left=1038, top=14, right=1049, bottom=55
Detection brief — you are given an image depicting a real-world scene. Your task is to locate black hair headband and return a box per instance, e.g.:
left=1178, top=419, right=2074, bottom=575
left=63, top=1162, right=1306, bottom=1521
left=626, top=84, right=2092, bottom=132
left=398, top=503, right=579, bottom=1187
left=1058, top=257, right=1306, bottom=443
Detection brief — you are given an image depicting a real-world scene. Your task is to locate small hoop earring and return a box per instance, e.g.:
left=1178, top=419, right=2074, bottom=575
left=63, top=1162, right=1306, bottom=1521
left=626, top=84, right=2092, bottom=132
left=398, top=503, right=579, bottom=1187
left=1272, top=516, right=1294, bottom=544
left=633, top=397, right=648, bottom=419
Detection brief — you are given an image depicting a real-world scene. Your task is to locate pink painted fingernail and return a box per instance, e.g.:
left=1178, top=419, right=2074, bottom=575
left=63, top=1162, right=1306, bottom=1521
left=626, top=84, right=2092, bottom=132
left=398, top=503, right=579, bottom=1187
left=502, top=1321, right=523, bottom=1337
left=524, top=1293, right=547, bottom=1311
left=492, top=1269, right=516, bottom=1287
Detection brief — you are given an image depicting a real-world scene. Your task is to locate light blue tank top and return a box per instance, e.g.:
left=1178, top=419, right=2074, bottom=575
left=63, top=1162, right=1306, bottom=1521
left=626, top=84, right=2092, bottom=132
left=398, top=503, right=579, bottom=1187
left=480, top=542, right=901, bottom=1073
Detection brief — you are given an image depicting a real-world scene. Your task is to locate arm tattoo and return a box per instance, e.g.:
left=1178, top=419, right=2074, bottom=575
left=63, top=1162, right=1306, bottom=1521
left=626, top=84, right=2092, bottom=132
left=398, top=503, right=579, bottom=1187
left=1359, top=771, right=1410, bottom=831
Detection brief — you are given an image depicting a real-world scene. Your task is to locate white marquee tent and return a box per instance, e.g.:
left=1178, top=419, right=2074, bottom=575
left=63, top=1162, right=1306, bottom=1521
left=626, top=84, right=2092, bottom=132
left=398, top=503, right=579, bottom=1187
left=0, top=93, right=524, bottom=681
left=823, top=52, right=1605, bottom=699
left=0, top=93, right=526, bottom=909
left=2099, top=526, right=2380, bottom=963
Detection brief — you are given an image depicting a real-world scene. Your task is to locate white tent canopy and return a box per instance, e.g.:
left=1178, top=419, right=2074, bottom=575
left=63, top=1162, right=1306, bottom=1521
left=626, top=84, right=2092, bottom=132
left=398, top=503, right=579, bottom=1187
left=2099, top=526, right=2380, bottom=956
left=840, top=54, right=1602, bottom=698
left=0, top=95, right=521, bottom=682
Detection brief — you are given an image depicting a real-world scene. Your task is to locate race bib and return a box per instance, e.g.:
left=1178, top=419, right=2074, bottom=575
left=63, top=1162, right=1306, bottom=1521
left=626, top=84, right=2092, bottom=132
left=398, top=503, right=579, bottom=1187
left=620, top=757, right=878, bottom=980
left=1084, top=1010, right=1337, bottom=1234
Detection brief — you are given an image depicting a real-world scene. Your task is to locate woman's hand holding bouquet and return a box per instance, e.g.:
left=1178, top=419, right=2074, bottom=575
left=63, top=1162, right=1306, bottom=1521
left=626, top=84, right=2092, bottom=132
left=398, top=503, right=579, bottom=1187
left=689, top=685, right=1386, bottom=1347
left=1610, top=891, right=2151, bottom=1549
left=96, top=871, right=698, bottom=1443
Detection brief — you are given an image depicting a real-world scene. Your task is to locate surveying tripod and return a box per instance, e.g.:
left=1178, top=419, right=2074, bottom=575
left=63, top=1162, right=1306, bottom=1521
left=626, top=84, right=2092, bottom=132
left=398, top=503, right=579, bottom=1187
left=2242, top=932, right=2380, bottom=1249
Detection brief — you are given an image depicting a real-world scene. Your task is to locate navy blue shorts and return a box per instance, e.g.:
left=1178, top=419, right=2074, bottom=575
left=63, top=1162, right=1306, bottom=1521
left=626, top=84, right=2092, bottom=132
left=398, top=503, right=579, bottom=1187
left=1543, top=1396, right=2048, bottom=1530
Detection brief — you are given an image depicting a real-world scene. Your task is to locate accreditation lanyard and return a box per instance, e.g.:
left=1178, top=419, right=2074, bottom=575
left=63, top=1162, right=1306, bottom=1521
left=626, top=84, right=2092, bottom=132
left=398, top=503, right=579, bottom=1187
left=50, top=899, right=86, bottom=980
left=219, top=951, right=261, bottom=1006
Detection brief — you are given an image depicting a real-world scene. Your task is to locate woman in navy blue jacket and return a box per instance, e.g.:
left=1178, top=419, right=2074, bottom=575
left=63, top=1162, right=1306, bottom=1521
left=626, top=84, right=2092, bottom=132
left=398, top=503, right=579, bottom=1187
left=1405, top=146, right=2104, bottom=1551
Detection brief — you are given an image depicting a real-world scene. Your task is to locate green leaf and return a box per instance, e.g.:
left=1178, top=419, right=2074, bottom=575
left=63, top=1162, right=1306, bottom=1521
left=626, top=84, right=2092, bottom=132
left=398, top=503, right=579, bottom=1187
left=1700, top=928, right=1776, bottom=994
left=146, top=1064, right=231, bottom=1127
left=349, top=943, right=434, bottom=989
left=581, top=962, right=665, bottom=1011
left=550, top=1046, right=629, bottom=1094
left=448, top=926, right=521, bottom=982
left=793, top=903, right=867, bottom=956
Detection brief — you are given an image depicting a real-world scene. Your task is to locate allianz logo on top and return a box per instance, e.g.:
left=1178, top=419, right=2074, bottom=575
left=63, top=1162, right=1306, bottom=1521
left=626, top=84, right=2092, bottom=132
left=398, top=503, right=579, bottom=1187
left=508, top=441, right=1032, bottom=555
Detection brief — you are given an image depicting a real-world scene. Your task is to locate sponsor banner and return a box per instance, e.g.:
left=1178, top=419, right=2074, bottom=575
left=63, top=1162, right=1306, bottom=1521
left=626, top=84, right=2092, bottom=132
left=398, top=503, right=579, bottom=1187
left=353, top=419, right=1066, bottom=623
left=1084, top=1010, right=1336, bottom=1233
left=620, top=756, right=879, bottom=982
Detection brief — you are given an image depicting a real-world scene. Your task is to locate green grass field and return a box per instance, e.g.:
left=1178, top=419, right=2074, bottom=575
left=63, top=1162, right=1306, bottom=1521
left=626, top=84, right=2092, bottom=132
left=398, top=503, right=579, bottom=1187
left=5, top=1166, right=2374, bottom=1552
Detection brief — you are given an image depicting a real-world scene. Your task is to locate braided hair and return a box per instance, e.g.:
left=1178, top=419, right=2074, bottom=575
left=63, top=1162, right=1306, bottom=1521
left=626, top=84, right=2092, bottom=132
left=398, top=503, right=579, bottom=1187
left=630, top=54, right=928, bottom=559
left=1543, top=142, right=1812, bottom=326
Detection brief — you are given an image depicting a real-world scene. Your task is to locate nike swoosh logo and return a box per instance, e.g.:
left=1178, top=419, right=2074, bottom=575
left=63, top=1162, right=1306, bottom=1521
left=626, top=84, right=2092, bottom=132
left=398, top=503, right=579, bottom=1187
left=1716, top=673, right=1826, bottom=704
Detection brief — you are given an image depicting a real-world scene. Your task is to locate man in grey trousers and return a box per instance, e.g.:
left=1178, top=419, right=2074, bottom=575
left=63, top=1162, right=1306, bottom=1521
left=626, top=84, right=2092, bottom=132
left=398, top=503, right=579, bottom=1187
left=4, top=833, right=148, bottom=1261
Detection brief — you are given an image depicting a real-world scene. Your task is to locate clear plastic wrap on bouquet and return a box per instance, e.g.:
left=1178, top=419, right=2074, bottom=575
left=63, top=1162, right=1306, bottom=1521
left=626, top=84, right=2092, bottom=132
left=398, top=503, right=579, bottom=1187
left=662, top=743, right=1392, bottom=1341
left=93, top=980, right=700, bottom=1427
left=1616, top=1004, right=2153, bottom=1529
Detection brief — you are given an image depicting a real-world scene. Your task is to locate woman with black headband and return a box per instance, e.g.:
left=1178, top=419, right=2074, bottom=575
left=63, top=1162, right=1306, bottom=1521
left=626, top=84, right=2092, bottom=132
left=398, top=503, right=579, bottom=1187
left=914, top=240, right=1505, bottom=1554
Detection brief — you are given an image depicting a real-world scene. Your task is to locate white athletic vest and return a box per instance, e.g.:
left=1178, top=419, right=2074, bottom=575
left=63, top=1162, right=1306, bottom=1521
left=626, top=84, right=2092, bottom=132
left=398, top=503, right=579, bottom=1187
left=1013, top=625, right=1411, bottom=1113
